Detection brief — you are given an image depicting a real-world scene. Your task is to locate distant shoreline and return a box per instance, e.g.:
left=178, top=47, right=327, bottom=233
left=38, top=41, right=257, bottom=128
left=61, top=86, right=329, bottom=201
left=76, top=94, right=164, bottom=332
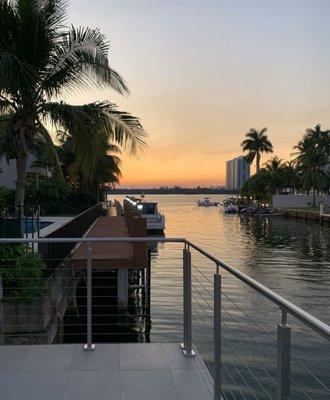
left=105, top=188, right=237, bottom=195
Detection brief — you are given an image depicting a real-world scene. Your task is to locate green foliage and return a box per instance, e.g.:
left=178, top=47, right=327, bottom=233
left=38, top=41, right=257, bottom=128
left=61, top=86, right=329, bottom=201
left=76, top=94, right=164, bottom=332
left=56, top=134, right=122, bottom=198
left=0, top=244, right=47, bottom=302
left=25, top=177, right=96, bottom=215
left=0, top=185, right=15, bottom=206
left=241, top=170, right=273, bottom=202
left=0, top=0, right=147, bottom=206
left=241, top=128, right=273, bottom=173
left=241, top=124, right=329, bottom=203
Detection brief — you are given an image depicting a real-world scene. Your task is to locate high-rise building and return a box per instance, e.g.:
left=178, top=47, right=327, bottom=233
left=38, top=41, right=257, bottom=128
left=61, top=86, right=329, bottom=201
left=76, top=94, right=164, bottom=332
left=226, top=156, right=250, bottom=191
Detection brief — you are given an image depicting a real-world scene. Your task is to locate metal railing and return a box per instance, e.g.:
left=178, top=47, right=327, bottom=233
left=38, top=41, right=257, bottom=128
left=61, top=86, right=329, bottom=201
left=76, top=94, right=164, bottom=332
left=0, top=205, right=41, bottom=238
left=38, top=203, right=103, bottom=267
left=0, top=236, right=329, bottom=400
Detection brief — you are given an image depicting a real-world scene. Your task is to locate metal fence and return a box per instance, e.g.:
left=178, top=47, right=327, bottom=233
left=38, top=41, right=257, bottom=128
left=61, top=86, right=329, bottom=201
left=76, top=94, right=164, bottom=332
left=38, top=203, right=103, bottom=267
left=0, top=236, right=329, bottom=400
left=0, top=205, right=41, bottom=238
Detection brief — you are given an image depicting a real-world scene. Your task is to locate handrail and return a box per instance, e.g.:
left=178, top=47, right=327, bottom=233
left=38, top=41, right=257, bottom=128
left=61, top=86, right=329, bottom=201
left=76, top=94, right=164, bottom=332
left=46, top=202, right=103, bottom=233
left=187, top=240, right=330, bottom=340
left=0, top=236, right=329, bottom=340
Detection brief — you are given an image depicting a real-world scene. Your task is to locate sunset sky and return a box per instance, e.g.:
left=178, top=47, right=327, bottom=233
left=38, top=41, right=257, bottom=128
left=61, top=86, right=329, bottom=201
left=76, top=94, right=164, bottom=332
left=67, top=0, right=330, bottom=187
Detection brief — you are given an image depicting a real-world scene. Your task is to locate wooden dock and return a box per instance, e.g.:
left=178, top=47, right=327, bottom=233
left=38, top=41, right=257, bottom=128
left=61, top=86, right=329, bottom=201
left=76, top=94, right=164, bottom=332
left=71, top=213, right=148, bottom=269
left=70, top=201, right=148, bottom=270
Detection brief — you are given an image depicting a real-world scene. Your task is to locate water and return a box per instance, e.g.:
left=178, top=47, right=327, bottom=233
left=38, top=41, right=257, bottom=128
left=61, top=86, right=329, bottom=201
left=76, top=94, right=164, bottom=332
left=109, top=194, right=330, bottom=399
left=114, top=194, right=330, bottom=320
left=25, top=220, right=52, bottom=234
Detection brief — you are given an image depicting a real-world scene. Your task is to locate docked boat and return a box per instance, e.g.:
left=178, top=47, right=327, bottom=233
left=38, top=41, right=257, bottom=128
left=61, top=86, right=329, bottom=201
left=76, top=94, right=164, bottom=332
left=197, top=197, right=219, bottom=207
left=125, top=197, right=165, bottom=233
left=222, top=199, right=240, bottom=213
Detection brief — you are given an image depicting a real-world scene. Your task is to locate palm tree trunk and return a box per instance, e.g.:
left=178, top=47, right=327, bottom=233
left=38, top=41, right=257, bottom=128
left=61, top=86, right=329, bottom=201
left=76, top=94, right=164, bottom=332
left=15, top=156, right=28, bottom=206
left=256, top=151, right=261, bottom=174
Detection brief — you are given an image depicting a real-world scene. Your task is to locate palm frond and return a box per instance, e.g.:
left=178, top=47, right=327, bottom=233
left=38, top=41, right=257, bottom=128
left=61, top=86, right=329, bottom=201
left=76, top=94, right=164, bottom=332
left=37, top=120, right=64, bottom=180
left=41, top=100, right=147, bottom=178
left=40, top=26, right=129, bottom=97
left=0, top=51, right=35, bottom=96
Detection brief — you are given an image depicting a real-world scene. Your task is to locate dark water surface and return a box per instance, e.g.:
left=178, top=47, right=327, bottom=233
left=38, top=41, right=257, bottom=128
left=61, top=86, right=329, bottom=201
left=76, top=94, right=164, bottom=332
left=116, top=194, right=329, bottom=320
left=110, top=194, right=330, bottom=399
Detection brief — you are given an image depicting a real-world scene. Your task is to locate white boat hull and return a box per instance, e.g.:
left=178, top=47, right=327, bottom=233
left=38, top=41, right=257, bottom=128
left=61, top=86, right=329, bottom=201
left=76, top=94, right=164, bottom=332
left=142, top=214, right=166, bottom=232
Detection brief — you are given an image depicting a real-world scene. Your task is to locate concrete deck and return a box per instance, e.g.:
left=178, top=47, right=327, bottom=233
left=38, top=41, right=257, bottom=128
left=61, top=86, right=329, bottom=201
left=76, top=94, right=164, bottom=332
left=0, top=343, right=212, bottom=400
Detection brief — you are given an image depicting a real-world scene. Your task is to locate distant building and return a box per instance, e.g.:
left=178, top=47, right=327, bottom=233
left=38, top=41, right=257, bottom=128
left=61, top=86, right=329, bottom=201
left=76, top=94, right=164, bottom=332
left=226, top=156, right=250, bottom=191
left=0, top=155, right=49, bottom=190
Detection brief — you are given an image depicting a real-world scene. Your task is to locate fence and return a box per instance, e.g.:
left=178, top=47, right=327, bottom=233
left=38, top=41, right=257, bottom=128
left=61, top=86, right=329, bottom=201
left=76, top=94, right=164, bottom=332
left=0, top=205, right=41, bottom=238
left=0, top=236, right=329, bottom=400
left=38, top=203, right=103, bottom=267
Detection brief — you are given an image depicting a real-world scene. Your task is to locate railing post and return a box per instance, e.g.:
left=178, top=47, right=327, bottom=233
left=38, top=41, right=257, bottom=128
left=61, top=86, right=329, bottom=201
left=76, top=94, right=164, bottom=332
left=214, top=267, right=222, bottom=400
left=181, top=245, right=195, bottom=357
left=277, top=309, right=291, bottom=400
left=84, top=242, right=95, bottom=351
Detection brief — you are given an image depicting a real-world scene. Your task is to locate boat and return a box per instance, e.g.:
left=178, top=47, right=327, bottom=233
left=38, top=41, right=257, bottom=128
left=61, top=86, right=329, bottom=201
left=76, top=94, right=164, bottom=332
left=125, top=197, right=165, bottom=233
left=222, top=199, right=239, bottom=213
left=197, top=197, right=219, bottom=207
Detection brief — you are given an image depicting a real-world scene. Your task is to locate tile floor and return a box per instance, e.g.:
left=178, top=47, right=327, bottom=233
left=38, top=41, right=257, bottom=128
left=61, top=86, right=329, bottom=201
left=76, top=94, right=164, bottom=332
left=0, top=343, right=213, bottom=400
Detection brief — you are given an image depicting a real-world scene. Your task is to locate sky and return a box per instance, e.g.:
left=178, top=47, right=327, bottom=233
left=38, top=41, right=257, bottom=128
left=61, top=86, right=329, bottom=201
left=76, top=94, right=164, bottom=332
left=67, top=0, right=330, bottom=187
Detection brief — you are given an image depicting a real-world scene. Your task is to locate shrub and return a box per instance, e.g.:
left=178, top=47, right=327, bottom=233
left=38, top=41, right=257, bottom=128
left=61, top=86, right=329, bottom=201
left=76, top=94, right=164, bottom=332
left=0, top=244, right=47, bottom=302
left=0, top=185, right=15, bottom=206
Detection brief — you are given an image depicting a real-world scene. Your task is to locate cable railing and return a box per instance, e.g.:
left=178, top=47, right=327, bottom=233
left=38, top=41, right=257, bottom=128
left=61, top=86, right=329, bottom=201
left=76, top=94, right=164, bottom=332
left=0, top=236, right=329, bottom=400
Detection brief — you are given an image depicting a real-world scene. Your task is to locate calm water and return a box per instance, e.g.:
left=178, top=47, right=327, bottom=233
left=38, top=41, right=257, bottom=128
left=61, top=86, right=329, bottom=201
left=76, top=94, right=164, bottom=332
left=114, top=194, right=330, bottom=320
left=110, top=194, right=330, bottom=399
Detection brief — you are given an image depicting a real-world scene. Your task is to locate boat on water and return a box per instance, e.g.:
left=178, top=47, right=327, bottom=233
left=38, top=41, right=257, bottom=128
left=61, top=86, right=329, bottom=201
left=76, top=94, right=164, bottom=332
left=222, top=199, right=239, bottom=213
left=240, top=204, right=274, bottom=216
left=221, top=197, right=274, bottom=215
left=125, top=197, right=165, bottom=233
left=197, top=197, right=219, bottom=207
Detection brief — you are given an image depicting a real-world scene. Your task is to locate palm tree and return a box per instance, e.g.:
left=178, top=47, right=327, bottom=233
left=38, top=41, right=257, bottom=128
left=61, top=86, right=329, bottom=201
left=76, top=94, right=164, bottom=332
left=281, top=160, right=298, bottom=194
left=264, top=156, right=283, bottom=173
left=305, top=124, right=330, bottom=158
left=264, top=156, right=284, bottom=194
left=241, top=128, right=273, bottom=174
left=57, top=133, right=122, bottom=195
left=292, top=125, right=330, bottom=203
left=0, top=0, right=146, bottom=206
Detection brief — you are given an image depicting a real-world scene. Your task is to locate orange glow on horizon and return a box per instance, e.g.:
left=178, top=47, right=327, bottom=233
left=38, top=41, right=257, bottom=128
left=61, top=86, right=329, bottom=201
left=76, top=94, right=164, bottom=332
left=66, top=0, right=330, bottom=188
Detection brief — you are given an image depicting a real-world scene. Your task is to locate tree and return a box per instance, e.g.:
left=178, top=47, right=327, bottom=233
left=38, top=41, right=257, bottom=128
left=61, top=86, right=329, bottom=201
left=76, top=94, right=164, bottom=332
left=264, top=156, right=284, bottom=194
left=281, top=161, right=298, bottom=195
left=240, top=169, right=273, bottom=202
left=293, top=125, right=330, bottom=203
left=264, top=156, right=283, bottom=173
left=241, top=128, right=273, bottom=174
left=0, top=0, right=146, bottom=206
left=57, top=133, right=122, bottom=200
left=305, top=124, right=330, bottom=158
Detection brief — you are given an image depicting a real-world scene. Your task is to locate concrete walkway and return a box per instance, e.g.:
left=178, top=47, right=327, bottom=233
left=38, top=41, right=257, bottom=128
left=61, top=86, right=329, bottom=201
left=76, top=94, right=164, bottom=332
left=0, top=343, right=212, bottom=400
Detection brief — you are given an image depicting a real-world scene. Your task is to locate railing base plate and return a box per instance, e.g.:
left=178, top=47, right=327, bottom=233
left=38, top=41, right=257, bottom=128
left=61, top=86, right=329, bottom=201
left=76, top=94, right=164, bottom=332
left=83, top=344, right=96, bottom=351
left=180, top=343, right=195, bottom=357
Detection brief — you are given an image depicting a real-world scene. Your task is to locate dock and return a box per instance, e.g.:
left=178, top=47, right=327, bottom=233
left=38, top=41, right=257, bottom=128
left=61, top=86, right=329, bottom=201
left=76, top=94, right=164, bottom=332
left=71, top=215, right=148, bottom=269
left=70, top=207, right=149, bottom=309
left=279, top=208, right=330, bottom=224
left=0, top=343, right=212, bottom=400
